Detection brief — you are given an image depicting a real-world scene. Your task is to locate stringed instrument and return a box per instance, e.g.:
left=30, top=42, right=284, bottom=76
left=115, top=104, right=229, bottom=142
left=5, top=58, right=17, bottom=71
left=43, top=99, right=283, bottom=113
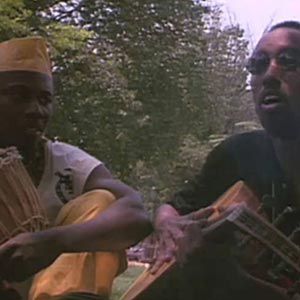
left=121, top=181, right=300, bottom=300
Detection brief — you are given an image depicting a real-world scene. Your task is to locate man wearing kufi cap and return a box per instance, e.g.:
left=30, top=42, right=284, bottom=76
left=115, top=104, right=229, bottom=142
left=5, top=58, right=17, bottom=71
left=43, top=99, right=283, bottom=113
left=0, top=37, right=151, bottom=300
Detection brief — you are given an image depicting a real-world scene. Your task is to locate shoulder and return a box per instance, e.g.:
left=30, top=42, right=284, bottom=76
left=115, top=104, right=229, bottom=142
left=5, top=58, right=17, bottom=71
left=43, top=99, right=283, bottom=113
left=202, top=130, right=273, bottom=175
left=222, top=130, right=270, bottom=147
left=216, top=130, right=272, bottom=156
left=48, top=140, right=89, bottom=155
left=47, top=140, right=102, bottom=165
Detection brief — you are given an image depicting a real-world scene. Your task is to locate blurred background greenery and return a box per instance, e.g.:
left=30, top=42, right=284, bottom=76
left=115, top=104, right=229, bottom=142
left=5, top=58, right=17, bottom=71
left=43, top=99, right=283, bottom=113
left=0, top=0, right=259, bottom=214
left=111, top=264, right=146, bottom=300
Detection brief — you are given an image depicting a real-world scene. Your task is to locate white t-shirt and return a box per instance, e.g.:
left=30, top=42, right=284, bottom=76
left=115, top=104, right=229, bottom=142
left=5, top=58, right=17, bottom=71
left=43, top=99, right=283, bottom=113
left=37, top=140, right=101, bottom=223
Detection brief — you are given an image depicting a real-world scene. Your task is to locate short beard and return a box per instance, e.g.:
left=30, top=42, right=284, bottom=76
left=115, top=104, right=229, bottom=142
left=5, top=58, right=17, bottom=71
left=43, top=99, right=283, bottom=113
left=260, top=115, right=300, bottom=140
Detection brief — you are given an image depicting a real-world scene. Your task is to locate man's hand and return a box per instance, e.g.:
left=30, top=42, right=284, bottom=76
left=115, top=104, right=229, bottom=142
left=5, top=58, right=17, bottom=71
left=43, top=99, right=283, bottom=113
left=0, top=231, right=62, bottom=282
left=150, top=205, right=214, bottom=273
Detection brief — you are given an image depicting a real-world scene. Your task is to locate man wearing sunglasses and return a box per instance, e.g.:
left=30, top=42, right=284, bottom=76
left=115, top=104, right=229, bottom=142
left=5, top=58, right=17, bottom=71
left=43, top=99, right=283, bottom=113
left=150, top=21, right=300, bottom=299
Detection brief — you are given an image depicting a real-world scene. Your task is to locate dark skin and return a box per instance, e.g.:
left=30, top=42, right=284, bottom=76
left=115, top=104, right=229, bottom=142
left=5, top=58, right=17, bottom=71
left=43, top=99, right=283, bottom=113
left=251, top=27, right=300, bottom=141
left=0, top=71, right=152, bottom=282
left=152, top=27, right=300, bottom=299
left=250, top=27, right=300, bottom=204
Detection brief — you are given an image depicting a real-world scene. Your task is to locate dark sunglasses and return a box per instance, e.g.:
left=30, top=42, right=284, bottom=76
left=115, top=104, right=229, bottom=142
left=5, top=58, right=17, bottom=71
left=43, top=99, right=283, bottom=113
left=246, top=49, right=300, bottom=75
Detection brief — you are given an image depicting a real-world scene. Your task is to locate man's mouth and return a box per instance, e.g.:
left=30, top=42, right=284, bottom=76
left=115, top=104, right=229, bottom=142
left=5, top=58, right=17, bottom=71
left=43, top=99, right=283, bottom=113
left=260, top=94, right=284, bottom=111
left=25, top=122, right=45, bottom=136
left=25, top=118, right=47, bottom=133
left=24, top=128, right=44, bottom=139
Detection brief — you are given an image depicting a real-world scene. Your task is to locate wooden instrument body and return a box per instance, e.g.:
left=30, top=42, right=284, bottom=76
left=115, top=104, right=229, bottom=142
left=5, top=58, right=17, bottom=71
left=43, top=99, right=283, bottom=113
left=0, top=147, right=48, bottom=245
left=121, top=181, right=300, bottom=300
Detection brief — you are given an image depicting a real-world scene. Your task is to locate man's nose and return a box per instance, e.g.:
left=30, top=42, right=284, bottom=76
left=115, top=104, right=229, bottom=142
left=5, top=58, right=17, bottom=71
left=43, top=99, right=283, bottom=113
left=262, top=59, right=282, bottom=89
left=25, top=99, right=44, bottom=117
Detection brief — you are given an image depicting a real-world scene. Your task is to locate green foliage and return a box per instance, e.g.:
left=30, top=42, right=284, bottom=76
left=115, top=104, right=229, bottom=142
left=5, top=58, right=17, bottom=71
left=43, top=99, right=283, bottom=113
left=111, top=264, right=146, bottom=300
left=0, top=0, right=32, bottom=40
left=45, top=1, right=212, bottom=174
left=0, top=0, right=256, bottom=209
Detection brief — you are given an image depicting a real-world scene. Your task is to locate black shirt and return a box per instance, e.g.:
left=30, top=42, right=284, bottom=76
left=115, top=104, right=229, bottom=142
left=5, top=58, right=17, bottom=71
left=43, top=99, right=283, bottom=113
left=168, top=130, right=300, bottom=296
left=169, top=130, right=295, bottom=220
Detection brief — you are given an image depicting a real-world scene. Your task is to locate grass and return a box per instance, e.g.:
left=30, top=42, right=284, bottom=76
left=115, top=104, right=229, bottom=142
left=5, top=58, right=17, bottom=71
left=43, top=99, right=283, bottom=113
left=111, top=264, right=147, bottom=300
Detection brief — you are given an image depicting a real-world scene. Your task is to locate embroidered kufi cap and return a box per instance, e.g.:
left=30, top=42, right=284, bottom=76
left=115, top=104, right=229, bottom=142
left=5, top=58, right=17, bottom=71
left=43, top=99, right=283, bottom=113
left=0, top=37, right=51, bottom=77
